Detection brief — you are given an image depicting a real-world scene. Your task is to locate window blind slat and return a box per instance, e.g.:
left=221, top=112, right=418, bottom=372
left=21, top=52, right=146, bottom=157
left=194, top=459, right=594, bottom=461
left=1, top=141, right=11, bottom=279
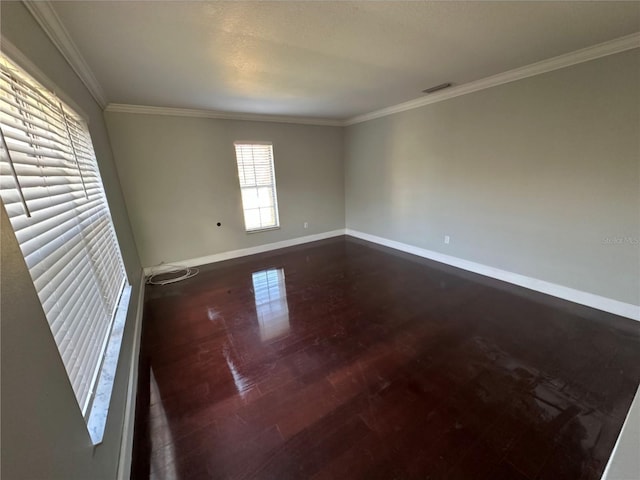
left=68, top=298, right=111, bottom=400
left=48, top=259, right=102, bottom=330
left=20, top=199, right=104, bottom=237
left=0, top=83, right=67, bottom=127
left=4, top=183, right=85, bottom=210
left=28, top=215, right=112, bottom=285
left=1, top=169, right=73, bottom=189
left=24, top=205, right=109, bottom=273
left=9, top=183, right=85, bottom=206
left=0, top=113, right=70, bottom=147
left=0, top=72, right=62, bottom=112
left=3, top=128, right=72, bottom=155
left=37, top=241, right=89, bottom=307
left=55, top=280, right=107, bottom=407
left=3, top=138, right=75, bottom=162
left=1, top=163, right=80, bottom=180
left=0, top=104, right=68, bottom=139
left=25, top=186, right=97, bottom=216
left=38, top=233, right=121, bottom=322
left=15, top=199, right=102, bottom=251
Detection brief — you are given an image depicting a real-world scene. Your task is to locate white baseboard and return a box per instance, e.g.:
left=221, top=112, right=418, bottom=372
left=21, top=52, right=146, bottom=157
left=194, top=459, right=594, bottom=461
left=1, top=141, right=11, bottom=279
left=116, top=274, right=146, bottom=480
left=143, top=229, right=346, bottom=275
left=141, top=227, right=638, bottom=321
left=346, top=229, right=639, bottom=321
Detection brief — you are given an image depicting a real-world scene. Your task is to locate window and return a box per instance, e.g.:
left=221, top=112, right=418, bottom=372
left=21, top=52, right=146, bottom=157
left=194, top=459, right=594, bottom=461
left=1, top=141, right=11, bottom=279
left=0, top=55, right=127, bottom=430
left=234, top=142, right=280, bottom=232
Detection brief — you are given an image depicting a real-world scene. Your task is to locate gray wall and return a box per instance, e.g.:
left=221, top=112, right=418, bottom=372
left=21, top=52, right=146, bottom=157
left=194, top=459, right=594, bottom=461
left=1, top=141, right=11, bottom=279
left=1, top=2, right=143, bottom=479
left=104, top=112, right=345, bottom=267
left=345, top=49, right=640, bottom=306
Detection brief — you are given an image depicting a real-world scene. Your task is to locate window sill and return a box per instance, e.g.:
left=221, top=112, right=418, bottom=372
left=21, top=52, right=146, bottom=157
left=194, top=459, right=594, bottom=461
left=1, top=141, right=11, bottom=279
left=246, top=226, right=281, bottom=234
left=86, top=283, right=132, bottom=445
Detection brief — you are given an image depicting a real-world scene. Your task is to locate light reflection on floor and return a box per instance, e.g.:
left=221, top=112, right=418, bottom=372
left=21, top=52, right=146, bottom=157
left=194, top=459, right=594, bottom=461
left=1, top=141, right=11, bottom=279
left=223, top=345, right=253, bottom=399
left=149, top=368, right=178, bottom=480
left=252, top=268, right=290, bottom=342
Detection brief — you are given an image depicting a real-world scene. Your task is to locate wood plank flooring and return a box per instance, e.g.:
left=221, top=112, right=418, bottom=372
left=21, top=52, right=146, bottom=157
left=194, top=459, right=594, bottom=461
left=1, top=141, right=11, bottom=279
left=131, top=236, right=640, bottom=479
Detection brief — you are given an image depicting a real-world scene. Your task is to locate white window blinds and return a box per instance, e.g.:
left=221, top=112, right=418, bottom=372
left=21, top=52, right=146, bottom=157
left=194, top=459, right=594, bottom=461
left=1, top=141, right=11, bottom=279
left=234, top=142, right=280, bottom=232
left=0, top=55, right=127, bottom=415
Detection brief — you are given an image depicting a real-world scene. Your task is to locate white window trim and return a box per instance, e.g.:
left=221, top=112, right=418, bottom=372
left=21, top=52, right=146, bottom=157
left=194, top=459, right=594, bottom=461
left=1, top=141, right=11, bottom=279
left=234, top=141, right=281, bottom=233
left=87, top=283, right=131, bottom=444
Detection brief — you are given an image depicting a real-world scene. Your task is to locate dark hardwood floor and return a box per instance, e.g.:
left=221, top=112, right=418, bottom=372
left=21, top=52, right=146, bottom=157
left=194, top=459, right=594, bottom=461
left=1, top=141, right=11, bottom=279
left=131, top=236, right=640, bottom=480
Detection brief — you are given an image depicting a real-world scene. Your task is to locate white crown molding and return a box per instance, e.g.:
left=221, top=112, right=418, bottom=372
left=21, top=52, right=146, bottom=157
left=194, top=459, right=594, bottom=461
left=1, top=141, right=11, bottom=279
left=105, top=103, right=345, bottom=127
left=345, top=32, right=640, bottom=126
left=345, top=229, right=640, bottom=321
left=22, top=0, right=107, bottom=108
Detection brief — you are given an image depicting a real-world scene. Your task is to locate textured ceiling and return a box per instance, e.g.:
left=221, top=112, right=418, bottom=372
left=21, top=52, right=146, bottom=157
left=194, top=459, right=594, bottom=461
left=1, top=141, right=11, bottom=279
left=51, top=1, right=640, bottom=120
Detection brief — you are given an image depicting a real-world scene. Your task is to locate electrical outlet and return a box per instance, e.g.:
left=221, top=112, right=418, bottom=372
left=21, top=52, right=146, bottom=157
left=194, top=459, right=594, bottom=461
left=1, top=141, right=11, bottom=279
left=304, top=222, right=309, bottom=229
left=444, top=235, right=450, bottom=244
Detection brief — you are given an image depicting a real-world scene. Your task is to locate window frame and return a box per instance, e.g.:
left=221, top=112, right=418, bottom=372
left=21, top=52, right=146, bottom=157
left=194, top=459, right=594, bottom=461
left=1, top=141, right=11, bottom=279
left=233, top=141, right=281, bottom=233
left=0, top=52, right=130, bottom=444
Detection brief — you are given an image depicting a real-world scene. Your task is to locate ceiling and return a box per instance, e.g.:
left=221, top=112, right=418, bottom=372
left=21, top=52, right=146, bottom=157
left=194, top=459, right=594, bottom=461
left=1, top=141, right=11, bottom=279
left=49, top=1, right=640, bottom=121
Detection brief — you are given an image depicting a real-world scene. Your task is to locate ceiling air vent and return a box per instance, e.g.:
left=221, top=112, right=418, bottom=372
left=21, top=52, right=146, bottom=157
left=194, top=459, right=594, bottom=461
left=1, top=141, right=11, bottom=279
left=422, top=83, right=453, bottom=94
